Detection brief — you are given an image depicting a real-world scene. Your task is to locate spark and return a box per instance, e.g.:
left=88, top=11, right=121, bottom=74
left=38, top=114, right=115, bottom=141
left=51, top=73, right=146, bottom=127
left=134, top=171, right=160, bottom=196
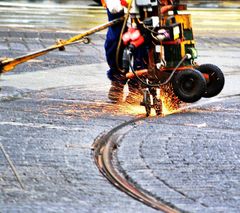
left=160, top=84, right=183, bottom=116
left=36, top=84, right=184, bottom=119
left=117, top=85, right=183, bottom=117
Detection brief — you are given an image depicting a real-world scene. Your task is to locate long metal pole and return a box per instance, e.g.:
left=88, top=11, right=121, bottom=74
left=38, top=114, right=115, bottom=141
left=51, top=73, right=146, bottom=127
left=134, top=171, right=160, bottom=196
left=0, top=143, right=25, bottom=190
left=0, top=17, right=124, bottom=74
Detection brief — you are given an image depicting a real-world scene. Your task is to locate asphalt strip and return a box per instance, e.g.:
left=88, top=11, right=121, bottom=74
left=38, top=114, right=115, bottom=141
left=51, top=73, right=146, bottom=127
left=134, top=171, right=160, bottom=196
left=0, top=63, right=239, bottom=98
left=0, top=63, right=110, bottom=91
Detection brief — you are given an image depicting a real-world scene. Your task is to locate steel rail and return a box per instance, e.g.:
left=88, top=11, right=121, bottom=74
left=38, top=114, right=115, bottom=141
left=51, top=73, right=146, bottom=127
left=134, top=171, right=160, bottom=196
left=92, top=116, right=182, bottom=213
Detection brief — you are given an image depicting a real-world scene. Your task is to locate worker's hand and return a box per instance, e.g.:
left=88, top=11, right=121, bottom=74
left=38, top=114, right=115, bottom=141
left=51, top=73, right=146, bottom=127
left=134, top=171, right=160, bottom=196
left=105, top=0, right=123, bottom=14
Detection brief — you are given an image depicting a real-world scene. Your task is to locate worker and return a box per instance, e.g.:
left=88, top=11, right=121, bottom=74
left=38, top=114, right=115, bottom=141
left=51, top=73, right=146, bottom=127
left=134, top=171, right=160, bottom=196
left=102, top=0, right=148, bottom=103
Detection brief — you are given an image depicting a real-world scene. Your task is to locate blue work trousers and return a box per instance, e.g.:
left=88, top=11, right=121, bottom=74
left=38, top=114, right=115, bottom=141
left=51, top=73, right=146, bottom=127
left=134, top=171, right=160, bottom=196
left=105, top=9, right=148, bottom=84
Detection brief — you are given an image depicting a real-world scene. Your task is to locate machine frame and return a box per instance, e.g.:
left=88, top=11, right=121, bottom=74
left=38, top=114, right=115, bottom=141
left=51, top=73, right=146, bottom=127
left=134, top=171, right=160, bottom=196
left=121, top=0, right=225, bottom=116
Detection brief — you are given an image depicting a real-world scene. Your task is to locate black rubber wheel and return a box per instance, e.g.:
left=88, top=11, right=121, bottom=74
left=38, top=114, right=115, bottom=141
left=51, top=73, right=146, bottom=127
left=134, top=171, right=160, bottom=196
left=197, top=64, right=225, bottom=98
left=173, top=69, right=207, bottom=103
left=143, top=90, right=151, bottom=117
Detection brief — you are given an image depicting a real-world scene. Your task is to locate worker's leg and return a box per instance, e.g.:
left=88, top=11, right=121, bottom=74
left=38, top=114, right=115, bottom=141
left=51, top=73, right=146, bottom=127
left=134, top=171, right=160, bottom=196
left=105, top=9, right=126, bottom=102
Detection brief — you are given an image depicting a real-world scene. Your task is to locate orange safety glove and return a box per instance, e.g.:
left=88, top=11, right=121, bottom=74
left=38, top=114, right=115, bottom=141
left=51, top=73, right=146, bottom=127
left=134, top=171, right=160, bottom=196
left=101, top=0, right=107, bottom=8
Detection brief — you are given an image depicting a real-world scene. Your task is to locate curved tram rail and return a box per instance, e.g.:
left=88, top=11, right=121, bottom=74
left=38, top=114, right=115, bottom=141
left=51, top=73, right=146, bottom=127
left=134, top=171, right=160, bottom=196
left=92, top=116, right=182, bottom=213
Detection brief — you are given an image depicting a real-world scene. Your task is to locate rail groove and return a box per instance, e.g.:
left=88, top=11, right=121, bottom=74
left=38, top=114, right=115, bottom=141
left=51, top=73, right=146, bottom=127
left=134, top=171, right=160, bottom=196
left=92, top=116, right=182, bottom=213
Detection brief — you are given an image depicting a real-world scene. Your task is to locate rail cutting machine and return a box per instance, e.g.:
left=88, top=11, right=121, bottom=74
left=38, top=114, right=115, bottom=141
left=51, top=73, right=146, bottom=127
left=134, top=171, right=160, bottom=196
left=0, top=0, right=225, bottom=117
left=121, top=0, right=225, bottom=116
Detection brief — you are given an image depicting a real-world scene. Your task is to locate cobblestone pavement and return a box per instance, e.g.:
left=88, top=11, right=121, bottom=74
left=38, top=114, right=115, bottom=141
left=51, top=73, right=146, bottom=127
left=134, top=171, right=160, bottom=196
left=117, top=97, right=240, bottom=213
left=0, top=85, right=158, bottom=213
left=0, top=24, right=240, bottom=213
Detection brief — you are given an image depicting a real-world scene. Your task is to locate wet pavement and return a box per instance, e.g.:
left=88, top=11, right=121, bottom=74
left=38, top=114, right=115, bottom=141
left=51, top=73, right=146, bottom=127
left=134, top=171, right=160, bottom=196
left=0, top=1, right=106, bottom=30
left=0, top=4, right=240, bottom=213
left=0, top=1, right=239, bottom=30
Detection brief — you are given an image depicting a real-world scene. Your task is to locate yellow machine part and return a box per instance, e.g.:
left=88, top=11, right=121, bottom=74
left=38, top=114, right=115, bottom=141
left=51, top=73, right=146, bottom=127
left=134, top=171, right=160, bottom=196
left=180, top=40, right=196, bottom=58
left=174, top=14, right=195, bottom=58
left=174, top=14, right=193, bottom=30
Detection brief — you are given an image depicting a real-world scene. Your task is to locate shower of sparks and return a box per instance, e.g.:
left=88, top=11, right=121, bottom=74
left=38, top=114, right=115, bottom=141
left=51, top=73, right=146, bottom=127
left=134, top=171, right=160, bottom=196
left=37, top=84, right=184, bottom=119
left=160, top=84, right=183, bottom=116
left=117, top=84, right=183, bottom=117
